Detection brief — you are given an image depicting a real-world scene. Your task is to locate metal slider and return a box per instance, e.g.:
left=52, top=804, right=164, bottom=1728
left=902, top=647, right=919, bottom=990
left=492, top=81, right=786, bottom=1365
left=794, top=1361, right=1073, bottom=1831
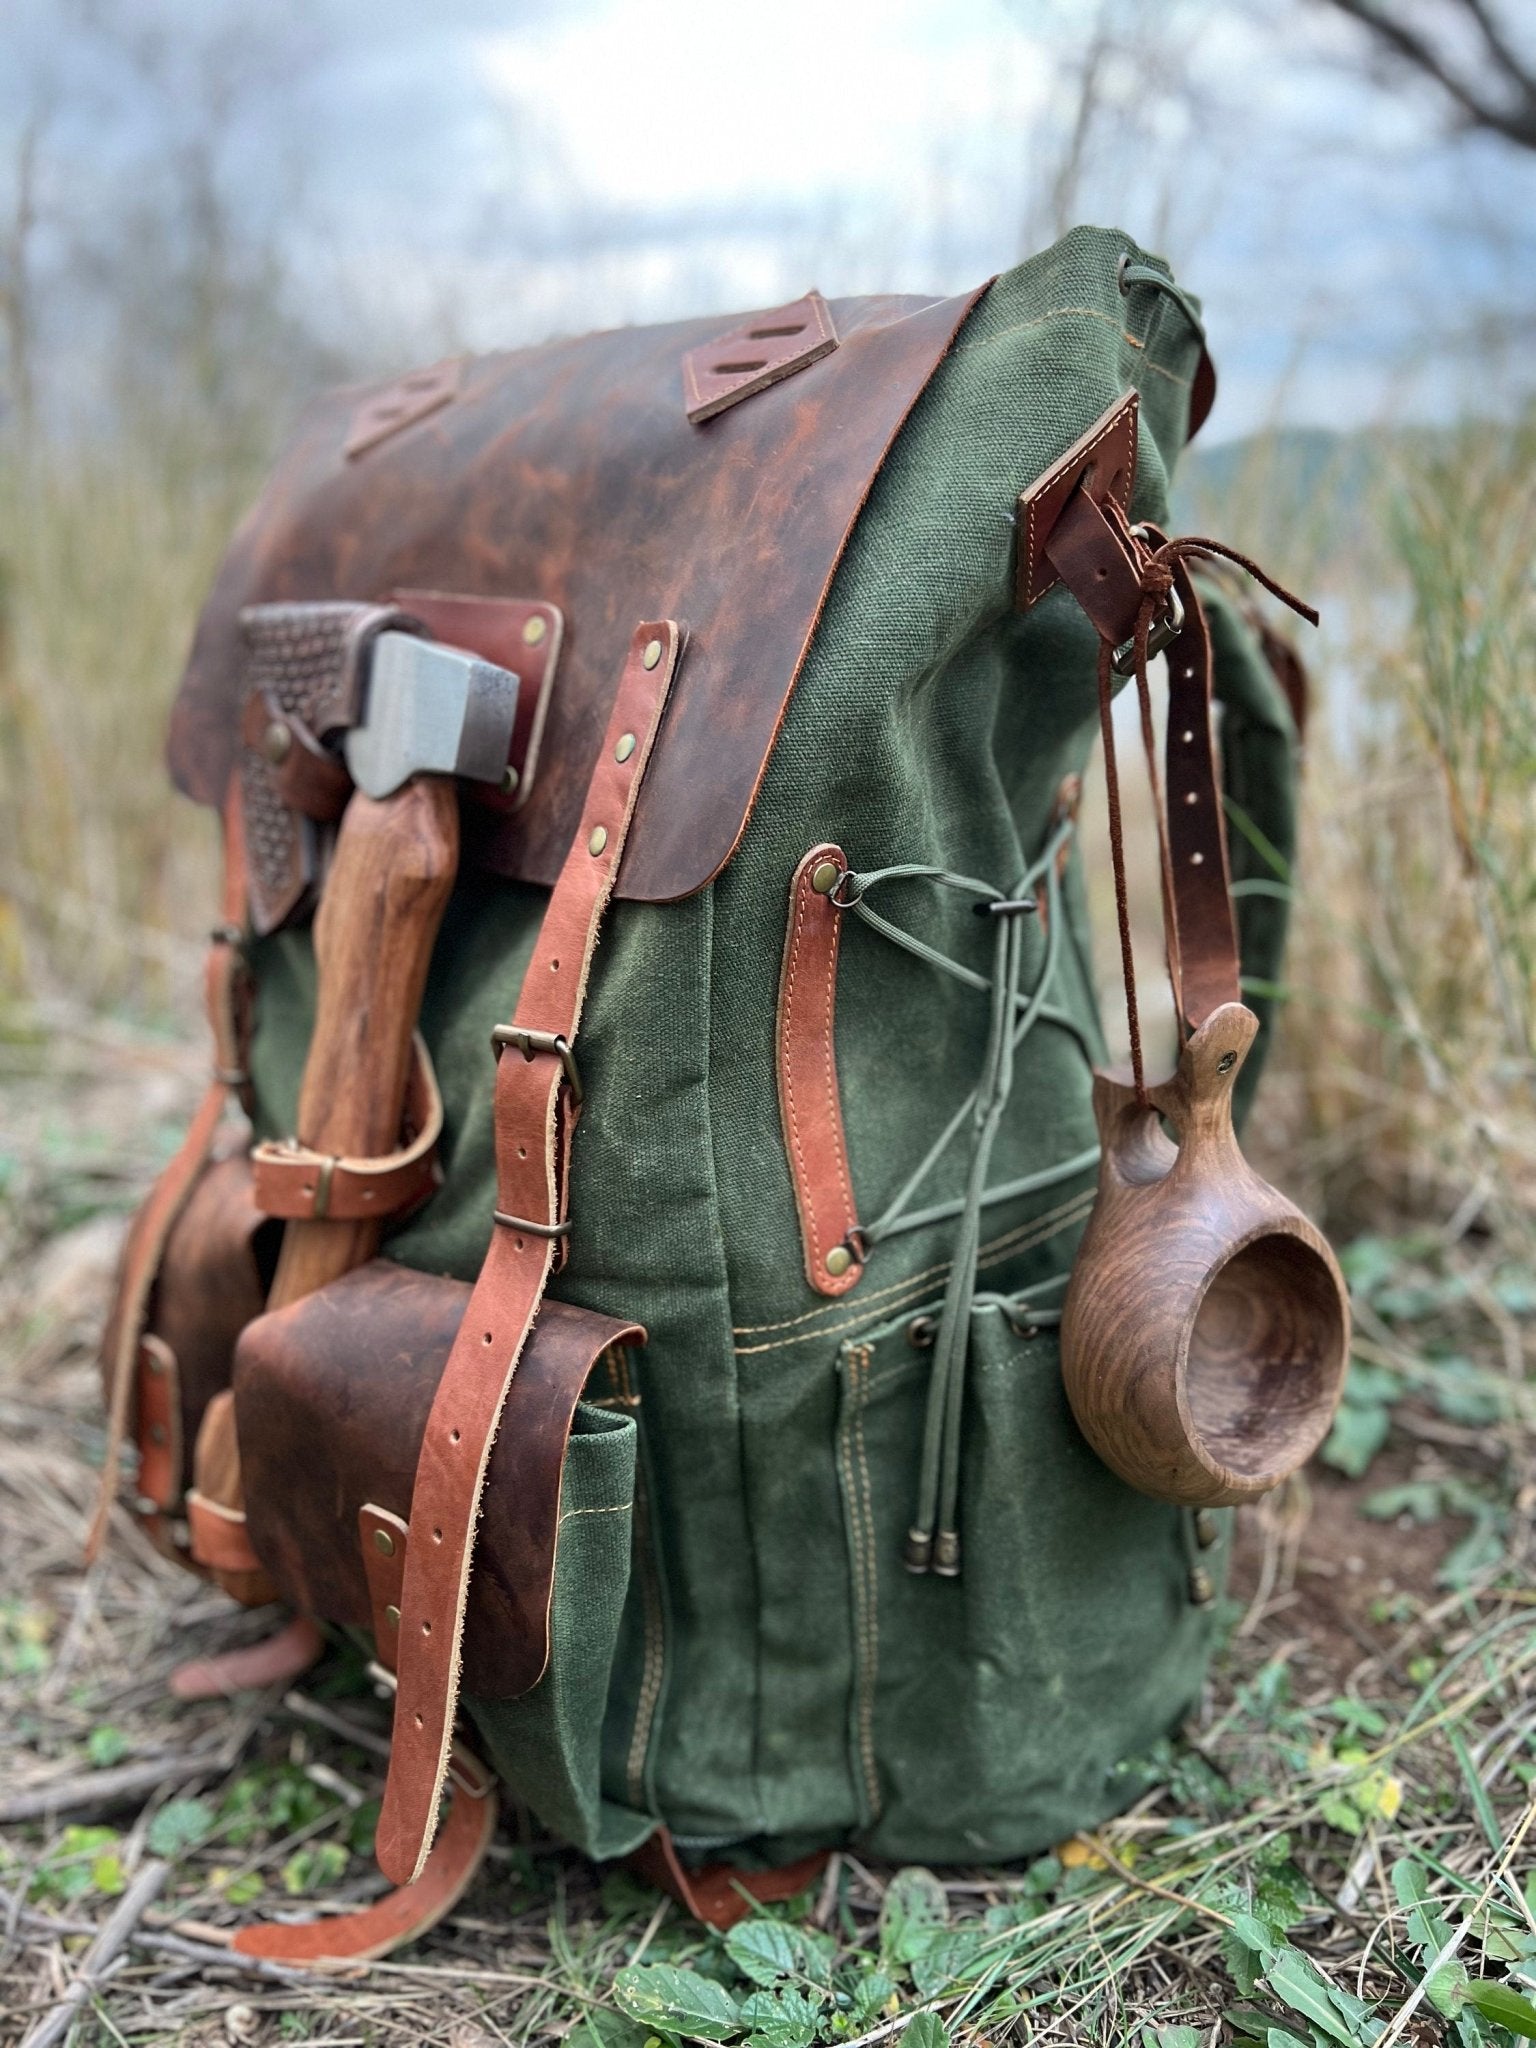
left=973, top=896, right=1038, bottom=917
left=1112, top=583, right=1186, bottom=676
left=490, top=1024, right=583, bottom=1104
left=492, top=1210, right=573, bottom=1240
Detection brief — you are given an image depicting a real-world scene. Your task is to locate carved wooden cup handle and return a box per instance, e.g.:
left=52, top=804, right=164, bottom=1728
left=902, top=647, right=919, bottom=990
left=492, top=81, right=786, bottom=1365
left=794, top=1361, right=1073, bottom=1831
left=1060, top=1003, right=1349, bottom=1507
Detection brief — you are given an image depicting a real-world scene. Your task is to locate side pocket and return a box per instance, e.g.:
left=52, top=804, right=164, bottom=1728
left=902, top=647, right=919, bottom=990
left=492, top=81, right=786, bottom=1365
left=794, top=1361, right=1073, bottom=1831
left=468, top=1396, right=654, bottom=1860
left=836, top=1300, right=1221, bottom=1863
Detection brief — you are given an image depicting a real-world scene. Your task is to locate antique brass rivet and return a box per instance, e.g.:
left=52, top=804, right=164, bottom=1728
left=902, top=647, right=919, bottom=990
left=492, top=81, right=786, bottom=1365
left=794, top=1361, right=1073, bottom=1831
left=384, top=1603, right=401, bottom=1629
left=262, top=720, right=292, bottom=764
left=642, top=638, right=663, bottom=671
left=810, top=860, right=840, bottom=896
left=907, top=1314, right=937, bottom=1350
left=614, top=733, right=636, bottom=764
left=588, top=825, right=609, bottom=857
left=372, top=1527, right=396, bottom=1557
left=825, top=1245, right=853, bottom=1278
left=1194, top=1509, right=1219, bottom=1549
left=522, top=615, right=548, bottom=647
left=1217, top=1051, right=1237, bottom=1074
left=1188, top=1566, right=1215, bottom=1607
left=501, top=765, right=519, bottom=796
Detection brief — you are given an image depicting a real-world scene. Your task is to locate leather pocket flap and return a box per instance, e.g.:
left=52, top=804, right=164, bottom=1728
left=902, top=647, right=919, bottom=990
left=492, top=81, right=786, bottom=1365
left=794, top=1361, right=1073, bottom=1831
left=235, top=1261, right=642, bottom=1697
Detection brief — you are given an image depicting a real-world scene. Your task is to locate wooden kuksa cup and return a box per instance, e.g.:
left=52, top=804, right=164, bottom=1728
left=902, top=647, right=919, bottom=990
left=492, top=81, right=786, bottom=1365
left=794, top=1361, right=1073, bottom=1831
left=1061, top=1002, right=1349, bottom=1507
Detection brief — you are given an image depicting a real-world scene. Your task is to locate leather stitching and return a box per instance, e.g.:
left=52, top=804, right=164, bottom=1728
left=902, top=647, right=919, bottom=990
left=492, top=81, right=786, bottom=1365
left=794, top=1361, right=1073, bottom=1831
left=627, top=1471, right=667, bottom=1812
left=1023, top=401, right=1134, bottom=611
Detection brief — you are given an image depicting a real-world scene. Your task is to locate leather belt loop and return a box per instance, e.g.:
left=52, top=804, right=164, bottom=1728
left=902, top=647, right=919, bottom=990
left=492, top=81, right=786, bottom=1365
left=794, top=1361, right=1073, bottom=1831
left=375, top=619, right=683, bottom=1889
left=776, top=842, right=863, bottom=1298
left=250, top=1033, right=445, bottom=1224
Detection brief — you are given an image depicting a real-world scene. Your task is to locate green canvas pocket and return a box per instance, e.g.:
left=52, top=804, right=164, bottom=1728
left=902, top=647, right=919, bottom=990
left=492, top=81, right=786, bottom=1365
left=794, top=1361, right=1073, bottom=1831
left=467, top=1398, right=655, bottom=1860
left=835, top=1301, right=1219, bottom=1863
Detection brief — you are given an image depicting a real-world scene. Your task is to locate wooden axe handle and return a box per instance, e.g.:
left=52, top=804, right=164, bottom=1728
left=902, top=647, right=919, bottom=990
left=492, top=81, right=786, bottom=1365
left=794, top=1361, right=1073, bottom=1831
left=194, top=779, right=459, bottom=1524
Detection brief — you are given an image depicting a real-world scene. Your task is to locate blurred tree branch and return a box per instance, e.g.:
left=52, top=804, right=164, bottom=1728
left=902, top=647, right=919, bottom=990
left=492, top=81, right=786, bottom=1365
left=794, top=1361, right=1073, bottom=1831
left=0, top=106, right=47, bottom=433
left=1319, top=1, right=1536, bottom=150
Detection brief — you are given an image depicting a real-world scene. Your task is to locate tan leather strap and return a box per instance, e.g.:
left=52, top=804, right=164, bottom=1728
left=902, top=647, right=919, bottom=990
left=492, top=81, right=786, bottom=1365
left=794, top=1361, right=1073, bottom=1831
left=251, top=1035, right=444, bottom=1223
left=87, top=784, right=251, bottom=1567
left=776, top=843, right=862, bottom=1298
left=360, top=1503, right=411, bottom=1669
left=185, top=1488, right=266, bottom=1576
left=628, top=1830, right=829, bottom=1932
left=376, top=620, right=682, bottom=1887
left=169, top=1615, right=324, bottom=1701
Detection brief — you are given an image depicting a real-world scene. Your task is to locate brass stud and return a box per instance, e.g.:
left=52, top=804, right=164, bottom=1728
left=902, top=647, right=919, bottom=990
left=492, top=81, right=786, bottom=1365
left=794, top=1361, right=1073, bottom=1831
left=501, top=765, right=519, bottom=796
left=261, top=720, right=292, bottom=764
left=1194, top=1509, right=1219, bottom=1549
left=588, top=825, right=609, bottom=857
left=384, top=1603, right=401, bottom=1629
left=642, top=637, right=663, bottom=671
left=521, top=614, right=548, bottom=647
left=372, top=1527, right=396, bottom=1557
left=1189, top=1566, right=1216, bottom=1607
left=614, top=732, right=636, bottom=764
left=810, top=859, right=840, bottom=896
left=824, top=1244, right=853, bottom=1278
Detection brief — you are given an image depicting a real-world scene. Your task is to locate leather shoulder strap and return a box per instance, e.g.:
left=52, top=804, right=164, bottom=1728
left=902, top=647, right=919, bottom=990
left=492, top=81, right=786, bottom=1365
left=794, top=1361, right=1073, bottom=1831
left=376, top=620, right=681, bottom=1886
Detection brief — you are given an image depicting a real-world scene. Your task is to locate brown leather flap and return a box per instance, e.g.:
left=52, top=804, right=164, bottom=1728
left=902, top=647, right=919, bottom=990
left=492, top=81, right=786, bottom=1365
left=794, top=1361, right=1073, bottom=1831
left=167, top=287, right=986, bottom=904
left=234, top=1261, right=641, bottom=1697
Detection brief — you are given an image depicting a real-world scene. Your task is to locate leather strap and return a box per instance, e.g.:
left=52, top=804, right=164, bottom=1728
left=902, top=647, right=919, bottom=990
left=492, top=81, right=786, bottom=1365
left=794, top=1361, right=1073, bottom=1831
left=169, top=1615, right=324, bottom=1701
left=185, top=1488, right=267, bottom=1576
left=776, top=843, right=862, bottom=1297
left=86, top=784, right=251, bottom=1567
left=251, top=1035, right=444, bottom=1223
left=360, top=1503, right=411, bottom=1668
left=376, top=620, right=682, bottom=1887
left=628, top=1830, right=829, bottom=1932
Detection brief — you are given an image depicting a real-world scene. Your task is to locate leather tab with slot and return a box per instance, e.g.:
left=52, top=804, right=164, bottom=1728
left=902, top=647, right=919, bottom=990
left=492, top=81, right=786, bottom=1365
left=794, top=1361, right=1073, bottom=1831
left=683, top=291, right=838, bottom=423
left=1015, top=391, right=1139, bottom=615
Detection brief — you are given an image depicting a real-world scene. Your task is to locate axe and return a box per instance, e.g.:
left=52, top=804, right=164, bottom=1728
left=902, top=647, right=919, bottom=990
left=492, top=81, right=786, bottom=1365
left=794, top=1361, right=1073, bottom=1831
left=184, top=619, right=519, bottom=1612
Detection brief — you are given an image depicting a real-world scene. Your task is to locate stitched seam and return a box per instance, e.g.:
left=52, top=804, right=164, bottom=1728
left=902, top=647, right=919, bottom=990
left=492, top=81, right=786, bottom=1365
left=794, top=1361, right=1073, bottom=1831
left=627, top=1472, right=666, bottom=1810
left=1024, top=399, right=1132, bottom=610
left=781, top=870, right=823, bottom=1272
left=850, top=1345, right=881, bottom=1820
left=733, top=1185, right=1096, bottom=1353
left=836, top=1344, right=881, bottom=1822
left=816, top=878, right=858, bottom=1259
left=733, top=1182, right=1094, bottom=1336
left=951, top=306, right=1156, bottom=357
left=557, top=1503, right=633, bottom=1522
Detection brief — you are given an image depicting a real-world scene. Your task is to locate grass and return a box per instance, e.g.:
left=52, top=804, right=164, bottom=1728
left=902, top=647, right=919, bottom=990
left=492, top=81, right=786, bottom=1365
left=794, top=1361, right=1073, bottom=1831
left=1, top=406, right=1534, bottom=2042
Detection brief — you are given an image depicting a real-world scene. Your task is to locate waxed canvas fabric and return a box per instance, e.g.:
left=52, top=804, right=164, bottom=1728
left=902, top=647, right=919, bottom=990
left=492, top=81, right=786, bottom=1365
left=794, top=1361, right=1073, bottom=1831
left=243, top=226, right=1301, bottom=1867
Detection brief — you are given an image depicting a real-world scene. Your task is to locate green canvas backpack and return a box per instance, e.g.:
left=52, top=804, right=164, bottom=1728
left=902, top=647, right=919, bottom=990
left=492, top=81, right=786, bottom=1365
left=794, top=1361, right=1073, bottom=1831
left=95, top=224, right=1334, bottom=1953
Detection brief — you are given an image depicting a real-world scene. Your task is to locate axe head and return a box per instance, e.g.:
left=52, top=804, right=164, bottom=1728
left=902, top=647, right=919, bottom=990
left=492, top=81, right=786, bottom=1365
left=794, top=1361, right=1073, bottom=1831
left=344, top=632, right=519, bottom=800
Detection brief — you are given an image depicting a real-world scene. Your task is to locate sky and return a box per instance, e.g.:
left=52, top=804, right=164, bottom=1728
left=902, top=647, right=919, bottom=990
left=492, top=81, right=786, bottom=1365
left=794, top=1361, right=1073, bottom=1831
left=5, top=0, right=1535, bottom=443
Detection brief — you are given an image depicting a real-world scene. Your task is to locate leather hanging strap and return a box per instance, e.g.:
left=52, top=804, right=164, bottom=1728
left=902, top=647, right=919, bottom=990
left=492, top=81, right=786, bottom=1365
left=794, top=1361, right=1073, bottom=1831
left=86, top=785, right=252, bottom=1567
left=251, top=1035, right=444, bottom=1222
left=376, top=620, right=682, bottom=1888
left=776, top=843, right=862, bottom=1297
left=629, top=1829, right=829, bottom=1932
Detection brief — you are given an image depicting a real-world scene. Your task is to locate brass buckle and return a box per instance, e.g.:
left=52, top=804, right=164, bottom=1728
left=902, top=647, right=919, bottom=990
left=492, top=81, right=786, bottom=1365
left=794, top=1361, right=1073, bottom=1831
left=489, top=1024, right=583, bottom=1105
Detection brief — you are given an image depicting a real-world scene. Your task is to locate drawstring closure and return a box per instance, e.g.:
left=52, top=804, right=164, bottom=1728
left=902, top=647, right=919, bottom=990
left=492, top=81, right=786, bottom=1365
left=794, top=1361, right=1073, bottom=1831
left=1094, top=512, right=1318, bottom=1107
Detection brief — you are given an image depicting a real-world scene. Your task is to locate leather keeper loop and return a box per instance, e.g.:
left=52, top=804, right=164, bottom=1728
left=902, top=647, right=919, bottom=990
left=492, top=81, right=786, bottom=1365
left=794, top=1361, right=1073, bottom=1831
left=185, top=1489, right=265, bottom=1576
left=252, top=1033, right=444, bottom=1223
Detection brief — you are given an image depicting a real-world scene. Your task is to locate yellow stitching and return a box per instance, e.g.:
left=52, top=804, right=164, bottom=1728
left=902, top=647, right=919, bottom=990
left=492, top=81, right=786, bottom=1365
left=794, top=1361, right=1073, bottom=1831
left=558, top=1503, right=633, bottom=1522
left=1024, top=397, right=1134, bottom=610
left=733, top=1183, right=1095, bottom=1337
left=836, top=1344, right=881, bottom=1821
left=951, top=305, right=1156, bottom=359
left=851, top=1345, right=881, bottom=1820
left=734, top=1189, right=1095, bottom=1356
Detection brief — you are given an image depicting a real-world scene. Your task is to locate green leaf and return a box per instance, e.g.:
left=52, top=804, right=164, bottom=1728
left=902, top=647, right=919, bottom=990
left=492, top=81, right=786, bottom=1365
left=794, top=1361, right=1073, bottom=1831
left=847, top=1970, right=898, bottom=2023
left=727, top=1921, right=803, bottom=1987
left=738, top=1986, right=824, bottom=2048
left=910, top=1928, right=988, bottom=1999
left=1439, top=1517, right=1508, bottom=1590
left=280, top=1839, right=348, bottom=1896
left=1426, top=1958, right=1470, bottom=2019
left=1264, top=1949, right=1359, bottom=2046
left=902, top=2015, right=950, bottom=2048
left=224, top=1871, right=263, bottom=1906
left=1362, top=1482, right=1445, bottom=1525
left=879, top=1868, right=949, bottom=1966
left=1150, top=2030, right=1201, bottom=2048
left=1467, top=1981, right=1536, bottom=2038
left=146, top=1796, right=215, bottom=1857
left=613, top=1963, right=743, bottom=2043
left=572, top=2014, right=653, bottom=2048
left=86, top=1726, right=129, bottom=1769
left=1265, top=2031, right=1312, bottom=2048
left=1321, top=1399, right=1391, bottom=1479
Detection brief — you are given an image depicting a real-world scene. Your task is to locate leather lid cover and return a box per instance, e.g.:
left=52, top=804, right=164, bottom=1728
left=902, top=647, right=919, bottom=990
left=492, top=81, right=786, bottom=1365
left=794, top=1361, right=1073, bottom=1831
left=168, top=288, right=986, bottom=904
